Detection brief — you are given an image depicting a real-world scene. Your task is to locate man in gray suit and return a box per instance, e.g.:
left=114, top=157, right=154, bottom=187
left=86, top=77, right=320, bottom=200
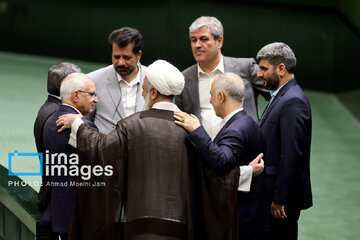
left=86, top=27, right=146, bottom=133
left=175, top=16, right=269, bottom=203
left=175, top=16, right=270, bottom=137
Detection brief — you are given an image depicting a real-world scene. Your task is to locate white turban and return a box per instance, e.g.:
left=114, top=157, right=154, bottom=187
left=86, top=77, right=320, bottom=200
left=146, top=60, right=185, bottom=96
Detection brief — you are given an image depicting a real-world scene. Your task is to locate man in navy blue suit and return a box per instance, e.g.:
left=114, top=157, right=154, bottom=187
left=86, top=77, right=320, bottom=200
left=174, top=72, right=270, bottom=240
left=34, top=62, right=82, bottom=210
left=256, top=42, right=312, bottom=240
left=41, top=73, right=98, bottom=240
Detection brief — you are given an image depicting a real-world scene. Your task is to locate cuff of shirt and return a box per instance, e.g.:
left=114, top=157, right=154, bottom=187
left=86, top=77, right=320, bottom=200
left=238, top=165, right=253, bottom=192
left=68, top=118, right=84, bottom=148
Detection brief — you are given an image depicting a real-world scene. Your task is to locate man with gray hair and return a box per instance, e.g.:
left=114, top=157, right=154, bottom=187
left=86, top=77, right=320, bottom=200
left=175, top=16, right=268, bottom=195
left=175, top=72, right=270, bottom=240
left=41, top=73, right=98, bottom=239
left=175, top=16, right=270, bottom=136
left=256, top=42, right=312, bottom=240
left=34, top=62, right=82, bottom=210
left=57, top=60, right=237, bottom=239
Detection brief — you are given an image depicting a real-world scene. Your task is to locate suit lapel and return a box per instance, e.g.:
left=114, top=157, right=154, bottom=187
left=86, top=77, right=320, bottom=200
left=259, top=79, right=297, bottom=126
left=106, top=70, right=126, bottom=118
left=188, top=65, right=201, bottom=116
left=213, top=111, right=246, bottom=143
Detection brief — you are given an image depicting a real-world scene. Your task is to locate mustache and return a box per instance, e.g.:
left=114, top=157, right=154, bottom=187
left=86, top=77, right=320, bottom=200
left=116, top=66, right=129, bottom=70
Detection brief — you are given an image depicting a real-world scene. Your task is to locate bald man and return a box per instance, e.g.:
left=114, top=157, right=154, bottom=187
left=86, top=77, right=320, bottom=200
left=40, top=73, right=98, bottom=240
left=175, top=72, right=270, bottom=240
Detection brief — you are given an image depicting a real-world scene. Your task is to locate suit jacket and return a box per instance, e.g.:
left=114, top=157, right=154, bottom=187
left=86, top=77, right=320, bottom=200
left=86, top=64, right=146, bottom=134
left=33, top=94, right=61, bottom=210
left=260, top=78, right=312, bottom=211
left=186, top=110, right=270, bottom=233
left=41, top=104, right=97, bottom=233
left=175, top=56, right=270, bottom=123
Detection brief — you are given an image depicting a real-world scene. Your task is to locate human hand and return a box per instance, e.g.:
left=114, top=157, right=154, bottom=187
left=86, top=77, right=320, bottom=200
left=249, top=153, right=264, bottom=177
left=56, top=114, right=83, bottom=132
left=174, top=111, right=201, bottom=133
left=271, top=201, right=287, bottom=219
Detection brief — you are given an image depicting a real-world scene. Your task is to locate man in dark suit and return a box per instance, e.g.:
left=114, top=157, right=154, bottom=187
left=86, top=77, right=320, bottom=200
left=175, top=72, right=270, bottom=240
left=33, top=62, right=81, bottom=210
left=175, top=16, right=268, bottom=188
left=41, top=73, right=98, bottom=239
left=256, top=42, right=312, bottom=240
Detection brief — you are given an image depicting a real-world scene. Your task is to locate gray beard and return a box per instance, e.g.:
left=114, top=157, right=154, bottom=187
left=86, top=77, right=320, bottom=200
left=144, top=94, right=151, bottom=110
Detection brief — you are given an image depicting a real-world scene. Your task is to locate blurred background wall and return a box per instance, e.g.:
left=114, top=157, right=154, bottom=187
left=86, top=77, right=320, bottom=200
left=0, top=0, right=359, bottom=92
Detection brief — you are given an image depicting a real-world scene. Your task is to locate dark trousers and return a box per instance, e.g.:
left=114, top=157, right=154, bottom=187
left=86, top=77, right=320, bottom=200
left=270, top=207, right=300, bottom=240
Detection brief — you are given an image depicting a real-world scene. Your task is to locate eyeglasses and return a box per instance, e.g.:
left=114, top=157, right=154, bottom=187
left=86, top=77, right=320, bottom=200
left=78, top=90, right=97, bottom=98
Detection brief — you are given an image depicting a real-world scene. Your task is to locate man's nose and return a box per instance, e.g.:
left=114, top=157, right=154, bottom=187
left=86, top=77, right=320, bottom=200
left=93, top=96, right=99, bottom=103
left=194, top=39, right=202, bottom=48
left=117, top=58, right=125, bottom=66
left=257, top=71, right=263, bottom=78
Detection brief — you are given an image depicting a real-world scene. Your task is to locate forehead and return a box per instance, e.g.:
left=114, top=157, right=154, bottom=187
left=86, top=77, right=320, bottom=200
left=112, top=42, right=135, bottom=55
left=190, top=26, right=213, bottom=38
left=84, top=79, right=96, bottom=90
left=259, top=59, right=272, bottom=68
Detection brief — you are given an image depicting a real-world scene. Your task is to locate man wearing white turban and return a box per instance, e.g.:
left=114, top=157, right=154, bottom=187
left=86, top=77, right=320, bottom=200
left=56, top=60, right=238, bottom=240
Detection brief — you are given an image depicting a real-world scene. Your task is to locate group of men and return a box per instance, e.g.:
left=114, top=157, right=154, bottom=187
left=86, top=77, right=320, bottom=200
left=34, top=16, right=312, bottom=240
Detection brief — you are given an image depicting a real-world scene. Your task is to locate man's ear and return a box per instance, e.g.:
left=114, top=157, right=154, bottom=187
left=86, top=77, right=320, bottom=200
left=276, top=63, right=286, bottom=77
left=216, top=36, right=224, bottom=49
left=218, top=91, right=226, bottom=103
left=136, top=50, right=142, bottom=62
left=151, top=87, right=158, bottom=99
left=72, top=91, right=79, bottom=103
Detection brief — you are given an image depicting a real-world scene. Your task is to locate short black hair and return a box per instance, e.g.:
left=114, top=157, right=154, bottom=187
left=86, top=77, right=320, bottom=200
left=108, top=27, right=143, bottom=54
left=47, top=62, right=82, bottom=96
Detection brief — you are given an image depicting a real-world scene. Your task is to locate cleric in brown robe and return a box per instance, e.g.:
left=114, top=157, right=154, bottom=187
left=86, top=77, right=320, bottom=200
left=57, top=60, right=240, bottom=240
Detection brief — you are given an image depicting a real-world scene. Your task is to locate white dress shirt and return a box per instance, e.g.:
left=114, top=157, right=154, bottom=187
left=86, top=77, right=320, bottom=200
left=116, top=63, right=141, bottom=117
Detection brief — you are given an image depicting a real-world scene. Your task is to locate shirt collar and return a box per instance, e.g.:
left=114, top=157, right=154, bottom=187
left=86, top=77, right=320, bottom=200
left=61, top=103, right=82, bottom=114
left=271, top=79, right=291, bottom=99
left=220, top=108, right=243, bottom=129
left=197, top=54, right=225, bottom=78
left=152, top=102, right=180, bottom=112
left=116, top=62, right=141, bottom=86
left=49, top=94, right=61, bottom=100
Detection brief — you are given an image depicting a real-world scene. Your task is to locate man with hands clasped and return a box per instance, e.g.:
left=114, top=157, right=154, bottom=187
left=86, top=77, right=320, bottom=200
left=174, top=72, right=271, bottom=240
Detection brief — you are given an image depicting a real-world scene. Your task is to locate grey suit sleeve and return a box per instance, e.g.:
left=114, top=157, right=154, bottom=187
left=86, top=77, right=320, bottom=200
left=248, top=58, right=271, bottom=101
left=174, top=92, right=184, bottom=111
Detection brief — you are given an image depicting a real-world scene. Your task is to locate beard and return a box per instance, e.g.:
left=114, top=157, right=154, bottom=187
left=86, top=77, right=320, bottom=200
left=115, top=64, right=135, bottom=78
left=143, top=92, right=151, bottom=110
left=264, top=71, right=280, bottom=90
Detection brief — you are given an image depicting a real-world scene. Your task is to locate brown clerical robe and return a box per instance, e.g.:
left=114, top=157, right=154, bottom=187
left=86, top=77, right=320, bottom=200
left=69, top=109, right=239, bottom=240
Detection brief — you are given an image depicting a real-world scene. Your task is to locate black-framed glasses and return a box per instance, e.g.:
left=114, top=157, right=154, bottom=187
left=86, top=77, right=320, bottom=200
left=78, top=90, right=97, bottom=98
